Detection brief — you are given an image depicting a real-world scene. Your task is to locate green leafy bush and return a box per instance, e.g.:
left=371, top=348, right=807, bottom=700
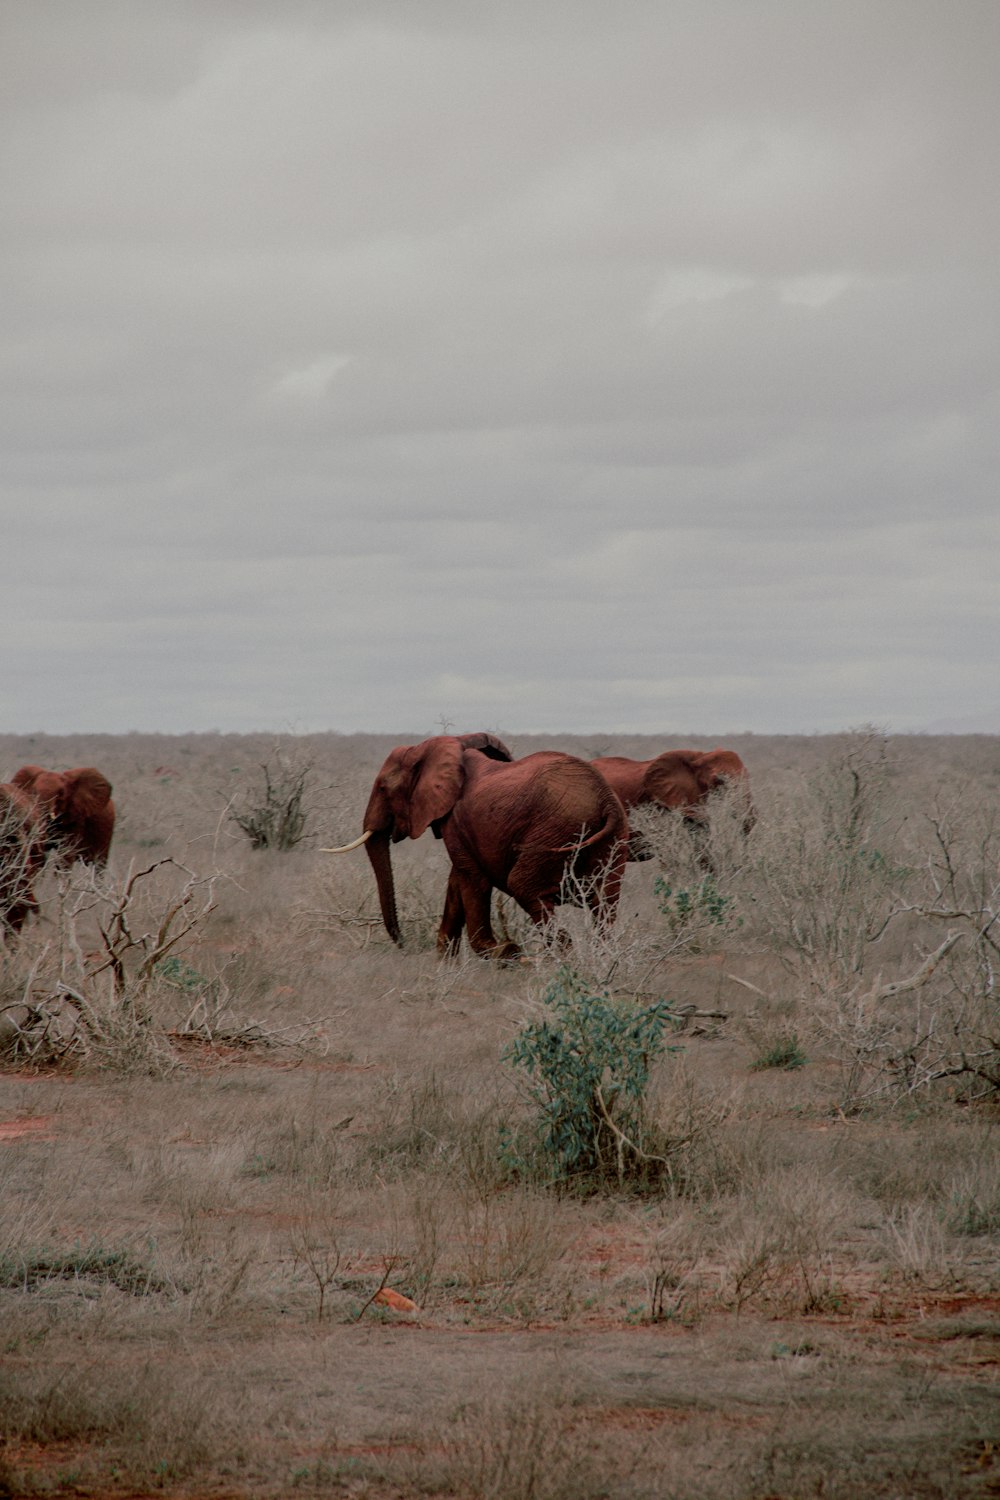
left=654, top=873, right=737, bottom=932
left=502, top=967, right=680, bottom=1188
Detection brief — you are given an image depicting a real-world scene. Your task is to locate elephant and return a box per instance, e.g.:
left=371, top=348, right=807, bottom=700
left=591, top=748, right=754, bottom=861
left=11, top=765, right=115, bottom=869
left=0, top=782, right=45, bottom=936
left=327, top=733, right=628, bottom=959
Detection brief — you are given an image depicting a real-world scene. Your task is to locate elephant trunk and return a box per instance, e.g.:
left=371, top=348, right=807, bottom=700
left=365, top=829, right=402, bottom=946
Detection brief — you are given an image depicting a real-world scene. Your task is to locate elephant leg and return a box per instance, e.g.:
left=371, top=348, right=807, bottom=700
left=505, top=847, right=565, bottom=928
left=441, top=869, right=518, bottom=961
left=515, top=887, right=572, bottom=954
left=504, top=861, right=564, bottom=949
left=584, top=848, right=626, bottom=935
left=2, top=891, right=37, bottom=937
left=436, top=868, right=467, bottom=957
left=511, top=886, right=557, bottom=926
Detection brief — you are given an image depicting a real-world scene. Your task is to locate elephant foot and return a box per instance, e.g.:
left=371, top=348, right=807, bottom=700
left=484, top=938, right=523, bottom=965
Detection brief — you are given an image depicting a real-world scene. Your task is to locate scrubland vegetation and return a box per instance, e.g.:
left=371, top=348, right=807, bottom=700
left=1, top=727, right=998, bottom=1498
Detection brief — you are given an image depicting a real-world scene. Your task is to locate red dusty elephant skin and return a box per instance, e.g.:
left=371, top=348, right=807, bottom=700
left=11, top=765, right=115, bottom=869
left=592, top=748, right=755, bottom=860
left=0, top=782, right=46, bottom=937
left=328, top=734, right=629, bottom=960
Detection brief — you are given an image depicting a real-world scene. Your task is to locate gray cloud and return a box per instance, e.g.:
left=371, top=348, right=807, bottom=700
left=3, top=0, right=997, bottom=736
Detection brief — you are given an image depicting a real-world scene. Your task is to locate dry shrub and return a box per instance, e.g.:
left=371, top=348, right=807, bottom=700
left=638, top=1202, right=709, bottom=1323
left=945, top=1153, right=1000, bottom=1238
left=0, top=1359, right=249, bottom=1487
left=356, top=1071, right=572, bottom=1307
left=740, top=730, right=1000, bottom=1110
left=2, top=855, right=326, bottom=1072
left=880, top=1203, right=958, bottom=1285
left=717, top=1167, right=853, bottom=1314
left=1, top=858, right=218, bottom=1073
left=359, top=1069, right=508, bottom=1184
left=648, top=1063, right=753, bottom=1201
left=418, top=1377, right=602, bottom=1500
left=228, top=747, right=313, bottom=851
left=453, top=1184, right=570, bottom=1299
left=243, top=1102, right=349, bottom=1189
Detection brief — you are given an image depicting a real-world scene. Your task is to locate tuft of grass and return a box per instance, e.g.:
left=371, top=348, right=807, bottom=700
left=750, top=1032, right=807, bottom=1072
left=418, top=1380, right=602, bottom=1500
left=0, top=1242, right=173, bottom=1296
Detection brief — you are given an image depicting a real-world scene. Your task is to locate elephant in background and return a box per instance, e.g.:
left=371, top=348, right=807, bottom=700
left=328, top=733, right=628, bottom=959
left=592, top=748, right=754, bottom=861
left=11, top=765, right=115, bottom=869
left=0, top=782, right=45, bottom=936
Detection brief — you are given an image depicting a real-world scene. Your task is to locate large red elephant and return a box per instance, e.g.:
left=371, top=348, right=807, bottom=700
left=591, top=748, right=754, bottom=860
left=328, top=734, right=628, bottom=959
left=0, top=782, right=46, bottom=936
left=11, top=765, right=115, bottom=869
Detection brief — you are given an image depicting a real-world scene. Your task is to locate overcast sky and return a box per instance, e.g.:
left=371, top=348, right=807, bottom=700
left=3, top=0, right=997, bottom=737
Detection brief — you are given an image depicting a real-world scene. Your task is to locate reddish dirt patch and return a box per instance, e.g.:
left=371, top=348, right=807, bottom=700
left=578, top=1226, right=649, bottom=1273
left=0, top=1114, right=56, bottom=1142
left=588, top=1404, right=772, bottom=1433
left=922, top=1293, right=1000, bottom=1319
left=588, top=1405, right=694, bottom=1431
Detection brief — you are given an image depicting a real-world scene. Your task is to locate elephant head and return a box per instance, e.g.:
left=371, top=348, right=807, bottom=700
left=593, top=747, right=754, bottom=859
left=636, top=749, right=753, bottom=824
left=326, top=732, right=512, bottom=945
left=11, top=765, right=115, bottom=867
left=683, top=750, right=755, bottom=833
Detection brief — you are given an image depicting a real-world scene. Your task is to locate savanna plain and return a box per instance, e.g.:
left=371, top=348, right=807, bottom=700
left=1, top=728, right=999, bottom=1500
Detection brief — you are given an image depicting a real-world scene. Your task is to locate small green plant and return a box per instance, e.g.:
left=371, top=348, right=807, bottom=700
left=751, top=1033, right=808, bottom=1072
left=154, top=955, right=206, bottom=989
left=502, top=966, right=680, bottom=1187
left=654, top=873, right=737, bottom=932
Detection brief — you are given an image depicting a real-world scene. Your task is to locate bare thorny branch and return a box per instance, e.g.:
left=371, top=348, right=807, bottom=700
left=85, top=858, right=218, bottom=995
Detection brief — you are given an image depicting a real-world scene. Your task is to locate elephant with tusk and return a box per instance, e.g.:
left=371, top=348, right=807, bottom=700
left=326, top=732, right=628, bottom=960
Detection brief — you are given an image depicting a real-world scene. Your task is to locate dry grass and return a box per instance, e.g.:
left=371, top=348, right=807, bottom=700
left=0, top=728, right=998, bottom=1497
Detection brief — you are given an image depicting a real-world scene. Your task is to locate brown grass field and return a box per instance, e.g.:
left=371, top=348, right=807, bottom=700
left=1, top=728, right=998, bottom=1499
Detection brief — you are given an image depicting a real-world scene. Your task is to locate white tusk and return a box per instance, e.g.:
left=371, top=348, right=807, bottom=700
left=319, top=829, right=375, bottom=853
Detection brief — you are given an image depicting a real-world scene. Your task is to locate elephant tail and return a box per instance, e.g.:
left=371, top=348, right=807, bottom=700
left=550, top=805, right=626, bottom=855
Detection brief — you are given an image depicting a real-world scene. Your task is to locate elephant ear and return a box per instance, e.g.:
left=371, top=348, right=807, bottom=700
left=64, top=767, right=113, bottom=817
left=11, top=765, right=45, bottom=793
left=688, top=750, right=742, bottom=792
left=643, top=753, right=700, bottom=809
left=458, top=731, right=514, bottom=763
left=406, top=737, right=466, bottom=839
